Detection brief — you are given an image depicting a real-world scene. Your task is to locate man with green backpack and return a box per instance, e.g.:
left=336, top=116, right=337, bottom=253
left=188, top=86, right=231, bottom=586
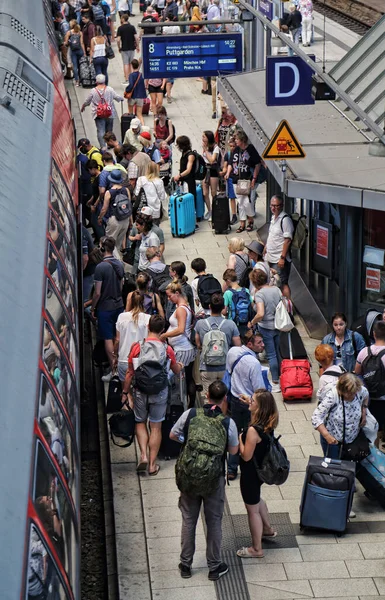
left=170, top=381, right=239, bottom=581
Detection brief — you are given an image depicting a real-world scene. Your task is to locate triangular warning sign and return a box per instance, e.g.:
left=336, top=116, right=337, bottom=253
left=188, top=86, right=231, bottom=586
left=262, top=120, right=306, bottom=160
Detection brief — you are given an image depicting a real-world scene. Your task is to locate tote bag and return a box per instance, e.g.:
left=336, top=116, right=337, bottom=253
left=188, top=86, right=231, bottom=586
left=274, top=297, right=294, bottom=332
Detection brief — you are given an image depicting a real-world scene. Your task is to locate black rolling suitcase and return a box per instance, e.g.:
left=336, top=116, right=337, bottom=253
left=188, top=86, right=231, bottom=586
left=280, top=327, right=308, bottom=359
left=160, top=370, right=187, bottom=459
left=121, top=113, right=135, bottom=142
left=212, top=180, right=230, bottom=234
left=300, top=456, right=355, bottom=534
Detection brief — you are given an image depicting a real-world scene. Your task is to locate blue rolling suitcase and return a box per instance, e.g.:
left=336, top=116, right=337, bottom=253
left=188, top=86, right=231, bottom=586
left=169, top=190, right=196, bottom=238
left=300, top=456, right=355, bottom=534
left=195, top=184, right=205, bottom=221
left=356, top=445, right=385, bottom=508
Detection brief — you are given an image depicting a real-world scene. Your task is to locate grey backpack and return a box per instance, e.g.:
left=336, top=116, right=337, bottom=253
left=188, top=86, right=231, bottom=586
left=134, top=340, right=169, bottom=395
left=201, top=320, right=228, bottom=366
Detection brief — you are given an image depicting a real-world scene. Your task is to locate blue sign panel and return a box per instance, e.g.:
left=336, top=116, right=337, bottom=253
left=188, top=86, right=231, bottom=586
left=258, top=0, right=273, bottom=20
left=142, top=33, right=243, bottom=79
left=266, top=55, right=315, bottom=106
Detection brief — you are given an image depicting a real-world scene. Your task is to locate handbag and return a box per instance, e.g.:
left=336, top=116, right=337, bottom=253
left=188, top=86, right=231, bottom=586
left=274, top=297, right=294, bottom=332
left=105, top=43, right=115, bottom=59
left=361, top=408, right=379, bottom=444
left=122, top=239, right=137, bottom=266
left=124, top=72, right=142, bottom=100
left=235, top=179, right=251, bottom=196
left=108, top=407, right=135, bottom=447
left=340, top=398, right=370, bottom=462
left=106, top=374, right=124, bottom=414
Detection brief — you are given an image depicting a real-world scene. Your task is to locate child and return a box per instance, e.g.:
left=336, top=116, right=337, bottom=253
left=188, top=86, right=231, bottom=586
left=222, top=268, right=254, bottom=337
left=159, top=140, right=171, bottom=165
left=221, top=136, right=237, bottom=225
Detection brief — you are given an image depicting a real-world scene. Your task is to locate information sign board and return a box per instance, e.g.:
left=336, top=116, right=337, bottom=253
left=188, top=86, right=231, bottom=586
left=142, top=33, right=243, bottom=79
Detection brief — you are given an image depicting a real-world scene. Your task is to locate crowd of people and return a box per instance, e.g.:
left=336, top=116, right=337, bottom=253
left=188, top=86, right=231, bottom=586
left=51, top=0, right=385, bottom=585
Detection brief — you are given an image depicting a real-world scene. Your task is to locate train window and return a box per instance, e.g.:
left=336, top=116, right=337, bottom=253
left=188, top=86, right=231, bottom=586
left=51, top=159, right=76, bottom=220
left=49, top=211, right=77, bottom=284
left=42, top=322, right=78, bottom=429
left=45, top=283, right=77, bottom=376
left=38, top=374, right=78, bottom=507
left=33, top=441, right=78, bottom=593
left=46, top=278, right=76, bottom=331
left=19, top=60, right=49, bottom=99
left=47, top=243, right=77, bottom=316
left=25, top=523, right=69, bottom=600
left=51, top=182, right=76, bottom=246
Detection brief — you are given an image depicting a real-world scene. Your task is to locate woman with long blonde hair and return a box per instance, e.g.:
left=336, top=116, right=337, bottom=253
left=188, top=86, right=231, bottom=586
left=134, top=161, right=166, bottom=225
left=114, top=290, right=151, bottom=381
left=237, top=389, right=279, bottom=558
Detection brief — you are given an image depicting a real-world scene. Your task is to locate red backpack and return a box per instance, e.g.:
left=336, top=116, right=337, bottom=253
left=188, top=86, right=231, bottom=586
left=280, top=359, right=313, bottom=402
left=96, top=87, right=112, bottom=118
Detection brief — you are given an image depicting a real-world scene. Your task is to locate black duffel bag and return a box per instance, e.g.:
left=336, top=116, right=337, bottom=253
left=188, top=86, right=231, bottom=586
left=109, top=407, right=135, bottom=448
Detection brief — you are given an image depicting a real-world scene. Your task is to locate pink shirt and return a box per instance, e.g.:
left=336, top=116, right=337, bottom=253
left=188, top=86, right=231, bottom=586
left=300, top=0, right=313, bottom=18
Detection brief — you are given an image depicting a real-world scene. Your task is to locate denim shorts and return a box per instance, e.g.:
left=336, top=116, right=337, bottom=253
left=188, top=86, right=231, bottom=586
left=133, top=387, right=168, bottom=423
left=97, top=307, right=123, bottom=340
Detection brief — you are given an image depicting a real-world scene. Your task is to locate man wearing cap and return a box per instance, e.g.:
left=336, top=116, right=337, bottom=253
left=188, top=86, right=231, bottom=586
left=81, top=74, right=124, bottom=148
left=138, top=131, right=162, bottom=164
left=123, top=117, right=150, bottom=150
left=98, top=169, right=132, bottom=258
left=78, top=138, right=104, bottom=171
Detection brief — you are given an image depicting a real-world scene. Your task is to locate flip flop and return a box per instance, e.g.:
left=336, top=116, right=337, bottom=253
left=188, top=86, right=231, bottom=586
left=136, top=461, right=148, bottom=472
left=236, top=547, right=264, bottom=558
left=246, top=223, right=254, bottom=232
left=148, top=465, right=161, bottom=476
left=236, top=226, right=245, bottom=233
left=262, top=531, right=277, bottom=539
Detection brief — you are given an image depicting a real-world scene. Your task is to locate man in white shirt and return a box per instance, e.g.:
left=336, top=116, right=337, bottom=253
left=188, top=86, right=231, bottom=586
left=264, top=193, right=294, bottom=299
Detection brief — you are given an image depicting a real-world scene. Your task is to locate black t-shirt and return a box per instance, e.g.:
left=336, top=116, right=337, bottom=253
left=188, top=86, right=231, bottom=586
left=82, top=225, right=96, bottom=277
left=141, top=15, right=158, bottom=34
left=117, top=23, right=137, bottom=51
left=231, top=144, right=261, bottom=181
left=180, top=150, right=196, bottom=183
left=94, top=257, right=124, bottom=312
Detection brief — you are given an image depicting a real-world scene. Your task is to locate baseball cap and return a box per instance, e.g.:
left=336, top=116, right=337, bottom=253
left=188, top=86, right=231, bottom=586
left=77, top=138, right=90, bottom=148
left=141, top=206, right=154, bottom=216
left=130, top=118, right=141, bottom=130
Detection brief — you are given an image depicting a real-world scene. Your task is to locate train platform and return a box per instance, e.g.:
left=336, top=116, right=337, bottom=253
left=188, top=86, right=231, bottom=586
left=70, top=9, right=385, bottom=600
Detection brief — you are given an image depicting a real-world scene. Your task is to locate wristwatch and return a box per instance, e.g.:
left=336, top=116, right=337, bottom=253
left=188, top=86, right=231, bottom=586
left=280, top=255, right=285, bottom=260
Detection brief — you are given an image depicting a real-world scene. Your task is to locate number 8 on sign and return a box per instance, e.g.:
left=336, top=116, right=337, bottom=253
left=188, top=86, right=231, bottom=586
left=149, top=43, right=155, bottom=54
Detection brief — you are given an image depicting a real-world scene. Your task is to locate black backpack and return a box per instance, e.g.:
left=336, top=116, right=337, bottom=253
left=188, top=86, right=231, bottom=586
left=197, top=274, right=222, bottom=309
left=239, top=266, right=253, bottom=289
left=146, top=267, right=172, bottom=308
left=193, top=151, right=207, bottom=181
left=361, top=347, right=385, bottom=399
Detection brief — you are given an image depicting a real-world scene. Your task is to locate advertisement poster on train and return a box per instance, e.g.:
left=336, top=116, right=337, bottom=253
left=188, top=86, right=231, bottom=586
left=33, top=441, right=78, bottom=593
left=316, top=224, right=329, bottom=259
left=25, top=524, right=69, bottom=600
left=365, top=267, right=381, bottom=292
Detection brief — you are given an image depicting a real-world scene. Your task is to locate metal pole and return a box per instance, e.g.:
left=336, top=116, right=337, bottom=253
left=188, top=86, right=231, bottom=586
left=244, top=19, right=252, bottom=70
left=256, top=16, right=265, bottom=69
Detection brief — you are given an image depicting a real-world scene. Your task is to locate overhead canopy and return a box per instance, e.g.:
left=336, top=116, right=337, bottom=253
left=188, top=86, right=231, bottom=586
left=218, top=69, right=385, bottom=209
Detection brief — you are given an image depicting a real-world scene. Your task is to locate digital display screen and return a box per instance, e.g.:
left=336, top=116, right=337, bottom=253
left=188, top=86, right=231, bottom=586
left=142, top=33, right=243, bottom=79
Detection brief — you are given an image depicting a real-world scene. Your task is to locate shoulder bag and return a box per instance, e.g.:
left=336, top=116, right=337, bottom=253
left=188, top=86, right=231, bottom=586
left=340, top=396, right=370, bottom=462
left=274, top=296, right=294, bottom=332
left=235, top=150, right=251, bottom=195
left=124, top=72, right=142, bottom=100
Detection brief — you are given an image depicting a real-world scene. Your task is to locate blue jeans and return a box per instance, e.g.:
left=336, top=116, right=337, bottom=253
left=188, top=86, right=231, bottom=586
left=320, top=435, right=341, bottom=459
left=288, top=27, right=301, bottom=56
left=93, top=56, right=109, bottom=85
left=227, top=395, right=250, bottom=476
left=71, top=47, right=84, bottom=82
left=95, top=117, right=114, bottom=149
left=258, top=326, right=281, bottom=382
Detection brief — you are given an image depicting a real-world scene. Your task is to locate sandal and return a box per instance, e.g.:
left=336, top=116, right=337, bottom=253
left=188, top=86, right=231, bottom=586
left=227, top=472, right=237, bottom=481
left=236, top=547, right=264, bottom=558
left=136, top=460, right=148, bottom=472
left=246, top=223, right=254, bottom=232
left=148, top=464, right=161, bottom=476
left=236, top=226, right=245, bottom=233
left=262, top=531, right=277, bottom=540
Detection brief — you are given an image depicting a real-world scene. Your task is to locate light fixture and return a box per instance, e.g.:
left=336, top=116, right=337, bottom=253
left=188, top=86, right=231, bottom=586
left=368, top=136, right=385, bottom=157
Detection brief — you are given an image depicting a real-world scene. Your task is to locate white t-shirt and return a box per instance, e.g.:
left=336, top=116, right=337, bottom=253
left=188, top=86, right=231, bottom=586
left=203, top=145, right=220, bottom=166
left=134, top=177, right=165, bottom=219
left=139, top=230, right=160, bottom=270
left=116, top=312, right=151, bottom=363
left=265, top=212, right=294, bottom=264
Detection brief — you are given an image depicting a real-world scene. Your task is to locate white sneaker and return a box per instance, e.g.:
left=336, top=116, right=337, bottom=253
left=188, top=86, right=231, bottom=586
left=349, top=510, right=356, bottom=519
left=271, top=383, right=281, bottom=393
left=204, top=211, right=212, bottom=221
left=102, top=372, right=113, bottom=382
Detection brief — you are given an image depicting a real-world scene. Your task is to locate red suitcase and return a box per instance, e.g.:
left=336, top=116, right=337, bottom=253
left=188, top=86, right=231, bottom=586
left=134, top=98, right=150, bottom=115
left=280, top=359, right=313, bottom=401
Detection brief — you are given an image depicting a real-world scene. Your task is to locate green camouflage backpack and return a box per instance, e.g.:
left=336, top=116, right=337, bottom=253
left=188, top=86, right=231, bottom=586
left=175, top=408, right=228, bottom=497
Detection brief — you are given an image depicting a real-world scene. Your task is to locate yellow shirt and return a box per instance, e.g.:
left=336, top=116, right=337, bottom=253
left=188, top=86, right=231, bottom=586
left=86, top=146, right=104, bottom=170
